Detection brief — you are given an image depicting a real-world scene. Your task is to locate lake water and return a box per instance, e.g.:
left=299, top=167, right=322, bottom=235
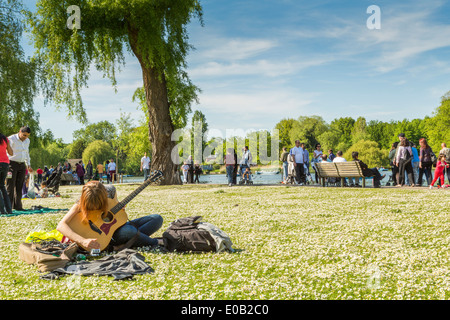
left=120, top=169, right=401, bottom=186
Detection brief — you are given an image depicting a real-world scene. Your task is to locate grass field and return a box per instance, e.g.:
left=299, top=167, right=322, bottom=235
left=0, top=183, right=449, bottom=300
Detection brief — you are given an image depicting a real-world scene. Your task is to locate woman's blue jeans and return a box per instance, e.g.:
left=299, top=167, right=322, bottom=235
left=283, top=162, right=288, bottom=181
left=0, top=163, right=12, bottom=214
left=112, top=214, right=163, bottom=247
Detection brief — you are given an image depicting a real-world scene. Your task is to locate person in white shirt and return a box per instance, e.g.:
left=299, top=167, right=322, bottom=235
left=7, top=126, right=33, bottom=211
left=239, top=146, right=253, bottom=178
left=332, top=151, right=347, bottom=163
left=108, top=159, right=117, bottom=184
left=140, top=152, right=151, bottom=181
left=289, top=140, right=305, bottom=184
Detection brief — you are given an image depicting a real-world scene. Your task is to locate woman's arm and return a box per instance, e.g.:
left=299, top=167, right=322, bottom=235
left=57, top=203, right=100, bottom=249
left=6, top=139, right=13, bottom=156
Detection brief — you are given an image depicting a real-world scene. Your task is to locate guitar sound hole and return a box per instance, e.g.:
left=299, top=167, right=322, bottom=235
left=102, top=211, right=114, bottom=223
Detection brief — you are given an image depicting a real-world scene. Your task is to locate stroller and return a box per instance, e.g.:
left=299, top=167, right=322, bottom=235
left=239, top=165, right=253, bottom=185
left=46, top=167, right=62, bottom=195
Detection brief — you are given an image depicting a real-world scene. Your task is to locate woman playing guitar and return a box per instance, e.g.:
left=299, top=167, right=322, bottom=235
left=57, top=181, right=163, bottom=251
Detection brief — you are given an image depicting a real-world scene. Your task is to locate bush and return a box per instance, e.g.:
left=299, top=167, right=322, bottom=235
left=82, top=140, right=115, bottom=168
left=343, top=140, right=389, bottom=168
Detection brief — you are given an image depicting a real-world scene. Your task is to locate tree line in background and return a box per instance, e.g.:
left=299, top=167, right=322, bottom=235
left=13, top=90, right=450, bottom=174
left=28, top=113, right=150, bottom=176
left=274, top=92, right=450, bottom=168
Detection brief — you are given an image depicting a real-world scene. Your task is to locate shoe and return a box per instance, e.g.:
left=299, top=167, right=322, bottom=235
left=429, top=185, right=433, bottom=189
left=228, top=183, right=232, bottom=187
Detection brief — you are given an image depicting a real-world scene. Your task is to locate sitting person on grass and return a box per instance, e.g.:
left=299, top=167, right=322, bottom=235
left=352, top=151, right=385, bottom=188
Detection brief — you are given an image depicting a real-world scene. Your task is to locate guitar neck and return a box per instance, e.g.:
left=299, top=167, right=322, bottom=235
left=110, top=172, right=161, bottom=213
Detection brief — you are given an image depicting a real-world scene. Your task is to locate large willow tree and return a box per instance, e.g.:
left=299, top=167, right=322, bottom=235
left=0, top=0, right=40, bottom=138
left=27, top=0, right=203, bottom=184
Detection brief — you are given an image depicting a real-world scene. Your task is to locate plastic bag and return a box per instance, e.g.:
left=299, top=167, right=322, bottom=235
left=27, top=174, right=36, bottom=199
left=25, top=229, right=64, bottom=243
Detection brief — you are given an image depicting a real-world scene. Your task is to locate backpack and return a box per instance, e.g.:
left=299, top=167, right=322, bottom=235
left=162, top=216, right=233, bottom=253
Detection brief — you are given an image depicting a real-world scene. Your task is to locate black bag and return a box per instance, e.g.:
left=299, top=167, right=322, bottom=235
left=162, top=216, right=217, bottom=253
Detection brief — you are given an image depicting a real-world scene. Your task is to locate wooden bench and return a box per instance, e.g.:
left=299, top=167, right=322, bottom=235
left=315, top=161, right=367, bottom=188
left=60, top=173, right=78, bottom=185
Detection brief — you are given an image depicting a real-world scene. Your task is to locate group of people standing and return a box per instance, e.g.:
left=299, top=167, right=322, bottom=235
left=279, top=141, right=384, bottom=187
left=389, top=134, right=450, bottom=188
left=0, top=127, right=33, bottom=214
left=182, top=156, right=203, bottom=184
left=224, top=146, right=253, bottom=187
left=278, top=133, right=449, bottom=188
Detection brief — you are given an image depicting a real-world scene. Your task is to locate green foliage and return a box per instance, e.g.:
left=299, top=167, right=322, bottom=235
left=0, top=0, right=40, bottom=139
left=73, top=121, right=117, bottom=146
left=425, top=92, right=450, bottom=152
left=289, top=116, right=329, bottom=151
left=29, top=140, right=70, bottom=169
left=122, top=124, right=152, bottom=175
left=275, top=118, right=296, bottom=150
left=343, top=140, right=389, bottom=168
left=82, top=140, right=115, bottom=167
left=26, top=0, right=203, bottom=126
left=67, top=138, right=87, bottom=159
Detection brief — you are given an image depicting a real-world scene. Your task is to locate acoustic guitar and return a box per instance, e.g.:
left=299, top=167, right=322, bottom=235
left=68, top=170, right=164, bottom=251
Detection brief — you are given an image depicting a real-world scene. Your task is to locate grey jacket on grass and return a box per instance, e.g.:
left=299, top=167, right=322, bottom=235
left=41, top=249, right=153, bottom=280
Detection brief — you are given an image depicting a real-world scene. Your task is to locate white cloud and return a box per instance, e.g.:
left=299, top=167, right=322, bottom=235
left=196, top=38, right=278, bottom=61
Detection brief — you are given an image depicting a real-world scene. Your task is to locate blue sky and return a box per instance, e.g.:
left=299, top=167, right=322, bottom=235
left=21, top=0, right=450, bottom=142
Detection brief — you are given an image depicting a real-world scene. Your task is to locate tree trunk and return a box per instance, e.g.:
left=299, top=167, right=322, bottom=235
left=128, top=25, right=181, bottom=185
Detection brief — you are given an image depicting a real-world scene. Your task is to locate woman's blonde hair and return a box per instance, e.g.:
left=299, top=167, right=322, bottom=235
left=78, top=181, right=109, bottom=224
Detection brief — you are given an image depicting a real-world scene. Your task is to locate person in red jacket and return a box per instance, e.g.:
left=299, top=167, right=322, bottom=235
left=36, top=167, right=43, bottom=184
left=429, top=154, right=449, bottom=189
left=0, top=133, right=14, bottom=214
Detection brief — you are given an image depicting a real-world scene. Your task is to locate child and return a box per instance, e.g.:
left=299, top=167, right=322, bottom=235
left=429, top=154, right=449, bottom=189
left=182, top=161, right=189, bottom=184
left=243, top=167, right=252, bottom=183
left=39, top=181, right=49, bottom=198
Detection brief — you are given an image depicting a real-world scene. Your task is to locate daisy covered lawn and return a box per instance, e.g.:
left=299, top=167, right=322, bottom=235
left=0, top=183, right=449, bottom=300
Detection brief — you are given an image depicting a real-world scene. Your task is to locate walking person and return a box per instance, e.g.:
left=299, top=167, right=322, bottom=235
left=225, top=148, right=236, bottom=187
left=7, top=126, right=33, bottom=211
left=439, top=143, right=450, bottom=184
left=290, top=140, right=305, bottom=185
left=108, top=159, right=117, bottom=184
left=85, top=160, right=93, bottom=182
left=76, top=161, right=85, bottom=185
left=239, top=146, right=253, bottom=177
left=312, top=144, right=323, bottom=184
left=182, top=161, right=189, bottom=184
left=36, top=167, right=43, bottom=184
left=0, top=133, right=13, bottom=214
left=280, top=147, right=289, bottom=183
left=429, top=154, right=449, bottom=189
left=140, top=152, right=151, bottom=181
left=388, top=142, right=399, bottom=186
left=194, top=162, right=202, bottom=184
left=418, top=138, right=433, bottom=186
left=105, top=160, right=110, bottom=184
left=411, top=143, right=420, bottom=185
left=96, top=162, right=104, bottom=183
left=394, top=139, right=415, bottom=187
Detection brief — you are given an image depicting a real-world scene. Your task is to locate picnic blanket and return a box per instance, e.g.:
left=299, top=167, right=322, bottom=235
left=1, top=206, right=68, bottom=217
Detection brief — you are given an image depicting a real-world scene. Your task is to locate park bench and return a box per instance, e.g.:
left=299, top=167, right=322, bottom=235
left=315, top=161, right=368, bottom=188
left=60, top=173, right=78, bottom=185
